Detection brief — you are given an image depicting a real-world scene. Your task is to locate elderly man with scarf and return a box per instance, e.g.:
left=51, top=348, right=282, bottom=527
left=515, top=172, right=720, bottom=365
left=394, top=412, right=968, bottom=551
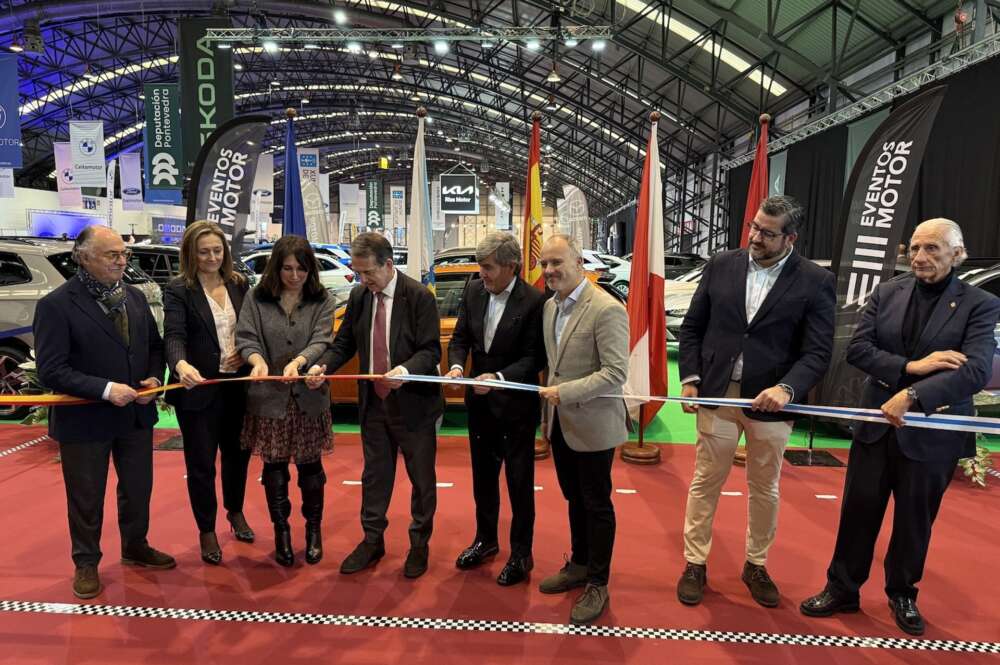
left=35, top=225, right=175, bottom=600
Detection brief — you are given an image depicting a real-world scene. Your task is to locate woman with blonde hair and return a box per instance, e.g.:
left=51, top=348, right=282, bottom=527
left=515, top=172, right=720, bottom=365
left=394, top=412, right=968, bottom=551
left=163, top=221, right=254, bottom=565
left=237, top=235, right=334, bottom=567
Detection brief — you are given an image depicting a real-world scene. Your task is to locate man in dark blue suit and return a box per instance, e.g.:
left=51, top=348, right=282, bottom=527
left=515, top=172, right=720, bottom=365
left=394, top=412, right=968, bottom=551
left=801, top=219, right=1000, bottom=636
left=35, top=226, right=175, bottom=600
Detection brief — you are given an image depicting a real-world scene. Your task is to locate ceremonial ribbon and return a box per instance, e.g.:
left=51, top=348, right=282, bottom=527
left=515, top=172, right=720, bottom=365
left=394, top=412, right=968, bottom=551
left=4, top=373, right=999, bottom=435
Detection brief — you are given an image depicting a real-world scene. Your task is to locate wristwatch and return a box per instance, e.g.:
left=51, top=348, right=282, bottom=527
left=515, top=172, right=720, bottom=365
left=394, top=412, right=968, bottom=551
left=905, top=386, right=919, bottom=403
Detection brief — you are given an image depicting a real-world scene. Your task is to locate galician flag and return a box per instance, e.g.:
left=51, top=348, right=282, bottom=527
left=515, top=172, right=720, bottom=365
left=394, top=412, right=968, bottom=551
left=624, top=112, right=667, bottom=427
left=406, top=107, right=435, bottom=293
left=520, top=112, right=544, bottom=289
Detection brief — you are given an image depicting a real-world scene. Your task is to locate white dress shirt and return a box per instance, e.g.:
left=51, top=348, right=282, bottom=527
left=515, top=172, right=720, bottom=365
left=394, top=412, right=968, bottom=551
left=450, top=277, right=516, bottom=381
left=368, top=269, right=408, bottom=376
left=730, top=250, right=792, bottom=381
left=207, top=289, right=238, bottom=373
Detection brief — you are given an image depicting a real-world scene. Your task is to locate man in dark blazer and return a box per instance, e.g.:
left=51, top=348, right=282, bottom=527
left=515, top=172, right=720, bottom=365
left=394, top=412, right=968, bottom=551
left=677, top=195, right=835, bottom=608
left=34, top=225, right=175, bottom=600
left=307, top=232, right=443, bottom=579
left=444, top=232, right=546, bottom=586
left=802, top=219, right=1000, bottom=636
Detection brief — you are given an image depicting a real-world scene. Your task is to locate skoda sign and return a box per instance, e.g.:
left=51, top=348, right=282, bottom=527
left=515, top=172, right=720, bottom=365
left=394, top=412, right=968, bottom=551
left=440, top=173, right=479, bottom=214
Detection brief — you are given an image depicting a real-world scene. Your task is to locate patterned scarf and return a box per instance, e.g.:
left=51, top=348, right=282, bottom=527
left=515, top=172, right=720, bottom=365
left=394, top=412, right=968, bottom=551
left=77, top=267, right=129, bottom=344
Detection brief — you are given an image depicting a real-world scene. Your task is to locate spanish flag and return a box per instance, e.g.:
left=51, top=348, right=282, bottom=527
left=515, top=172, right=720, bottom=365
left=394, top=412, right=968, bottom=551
left=521, top=113, right=544, bottom=289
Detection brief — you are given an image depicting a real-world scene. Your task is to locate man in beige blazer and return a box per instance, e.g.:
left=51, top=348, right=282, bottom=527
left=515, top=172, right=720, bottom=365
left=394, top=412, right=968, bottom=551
left=536, top=234, right=629, bottom=625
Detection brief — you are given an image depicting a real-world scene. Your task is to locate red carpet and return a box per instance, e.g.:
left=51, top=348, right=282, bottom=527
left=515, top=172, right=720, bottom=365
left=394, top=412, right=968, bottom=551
left=0, top=424, right=997, bottom=664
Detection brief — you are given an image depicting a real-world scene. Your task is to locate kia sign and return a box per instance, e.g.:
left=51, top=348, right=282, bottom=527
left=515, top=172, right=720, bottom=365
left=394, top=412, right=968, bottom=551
left=440, top=173, right=479, bottom=214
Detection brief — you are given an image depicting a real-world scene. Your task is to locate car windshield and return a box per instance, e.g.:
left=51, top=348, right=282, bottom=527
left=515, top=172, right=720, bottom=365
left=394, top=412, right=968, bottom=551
left=434, top=272, right=471, bottom=317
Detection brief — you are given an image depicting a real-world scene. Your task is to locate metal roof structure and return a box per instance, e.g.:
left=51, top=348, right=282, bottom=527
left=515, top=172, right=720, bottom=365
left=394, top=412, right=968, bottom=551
left=1, top=0, right=987, bottom=221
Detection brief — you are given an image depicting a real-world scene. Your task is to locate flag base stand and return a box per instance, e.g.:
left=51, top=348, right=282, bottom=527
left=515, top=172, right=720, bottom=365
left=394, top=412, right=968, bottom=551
left=157, top=435, right=184, bottom=451
left=534, top=437, right=550, bottom=460
left=621, top=442, right=660, bottom=465
left=782, top=416, right=844, bottom=467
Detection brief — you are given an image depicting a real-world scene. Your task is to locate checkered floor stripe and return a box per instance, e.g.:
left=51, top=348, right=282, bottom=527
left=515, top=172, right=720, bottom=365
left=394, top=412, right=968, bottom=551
left=0, top=434, right=49, bottom=459
left=986, top=467, right=1000, bottom=480
left=2, top=599, right=998, bottom=653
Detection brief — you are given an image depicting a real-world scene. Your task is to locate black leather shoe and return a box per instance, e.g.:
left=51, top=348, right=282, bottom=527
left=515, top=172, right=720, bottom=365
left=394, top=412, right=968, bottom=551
left=455, top=541, right=499, bottom=570
left=227, top=511, right=255, bottom=543
left=889, top=596, right=925, bottom=636
left=340, top=540, right=385, bottom=574
left=199, top=532, right=222, bottom=566
left=800, top=589, right=860, bottom=617
left=497, top=555, right=533, bottom=586
left=404, top=545, right=429, bottom=579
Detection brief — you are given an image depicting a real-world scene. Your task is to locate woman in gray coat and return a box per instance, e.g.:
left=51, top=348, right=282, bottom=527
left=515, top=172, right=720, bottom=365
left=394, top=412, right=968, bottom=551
left=236, top=235, right=334, bottom=567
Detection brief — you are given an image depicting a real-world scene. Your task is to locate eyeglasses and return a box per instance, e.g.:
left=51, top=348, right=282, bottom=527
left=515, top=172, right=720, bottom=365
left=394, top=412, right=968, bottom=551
left=747, top=222, right=785, bottom=241
left=101, top=249, right=133, bottom=262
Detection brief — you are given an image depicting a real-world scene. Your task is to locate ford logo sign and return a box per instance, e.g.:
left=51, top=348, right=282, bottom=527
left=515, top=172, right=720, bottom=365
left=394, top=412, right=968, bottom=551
left=123, top=187, right=141, bottom=195
left=253, top=188, right=273, bottom=199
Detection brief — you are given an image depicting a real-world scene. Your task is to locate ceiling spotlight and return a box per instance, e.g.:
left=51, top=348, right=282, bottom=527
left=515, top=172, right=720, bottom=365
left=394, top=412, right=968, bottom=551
left=437, top=130, right=443, bottom=136
left=392, top=63, right=403, bottom=81
left=138, top=93, right=146, bottom=100
left=387, top=155, right=393, bottom=161
left=454, top=146, right=460, bottom=152
left=445, top=137, right=453, bottom=143
left=481, top=40, right=495, bottom=48
left=304, top=43, right=319, bottom=50
left=270, top=80, right=281, bottom=86
left=262, top=40, right=279, bottom=53
left=333, top=8, right=348, bottom=25
left=433, top=40, right=449, bottom=55
left=300, top=98, right=310, bottom=104
left=8, top=39, right=23, bottom=53
left=217, top=42, right=232, bottom=50
left=591, top=39, right=606, bottom=52
left=375, top=143, right=380, bottom=148
left=546, top=66, right=561, bottom=83
left=426, top=116, right=433, bottom=123
left=525, top=39, right=540, bottom=51
left=564, top=37, right=579, bottom=47
left=234, top=63, right=244, bottom=70
left=390, top=42, right=405, bottom=49
left=409, top=93, right=421, bottom=101
left=346, top=41, right=362, bottom=54
left=545, top=94, right=557, bottom=111
left=368, top=49, right=379, bottom=59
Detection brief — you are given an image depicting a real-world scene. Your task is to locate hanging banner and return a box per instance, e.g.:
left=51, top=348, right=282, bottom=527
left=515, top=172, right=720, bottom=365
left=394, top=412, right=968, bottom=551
left=105, top=158, right=117, bottom=226
left=494, top=181, right=510, bottom=230
left=431, top=179, right=444, bottom=231
left=69, top=121, right=106, bottom=187
left=120, top=152, right=144, bottom=211
left=562, top=184, right=590, bottom=250
left=298, top=148, right=319, bottom=186
left=186, top=114, right=270, bottom=249
left=54, top=142, right=83, bottom=208
left=818, top=85, right=947, bottom=410
left=0, top=54, right=22, bottom=168
left=0, top=168, right=13, bottom=198
left=302, top=178, right=330, bottom=244
left=179, top=17, right=235, bottom=176
left=365, top=179, right=383, bottom=230
left=338, top=182, right=360, bottom=232
left=389, top=185, right=405, bottom=230
left=318, top=172, right=330, bottom=214
left=143, top=82, right=182, bottom=201
left=252, top=152, right=274, bottom=213
left=440, top=172, right=479, bottom=214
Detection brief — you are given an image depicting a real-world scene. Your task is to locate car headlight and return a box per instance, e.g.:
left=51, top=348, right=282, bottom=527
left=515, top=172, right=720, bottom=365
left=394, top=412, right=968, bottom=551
left=666, top=308, right=688, bottom=318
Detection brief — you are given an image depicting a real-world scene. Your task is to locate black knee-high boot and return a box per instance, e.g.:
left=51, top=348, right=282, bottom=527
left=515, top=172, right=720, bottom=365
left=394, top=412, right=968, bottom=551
left=299, top=468, right=326, bottom=565
left=263, top=466, right=294, bottom=567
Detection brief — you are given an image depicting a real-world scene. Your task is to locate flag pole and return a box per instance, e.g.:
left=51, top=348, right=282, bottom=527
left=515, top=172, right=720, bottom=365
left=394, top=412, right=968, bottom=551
left=621, top=111, right=663, bottom=466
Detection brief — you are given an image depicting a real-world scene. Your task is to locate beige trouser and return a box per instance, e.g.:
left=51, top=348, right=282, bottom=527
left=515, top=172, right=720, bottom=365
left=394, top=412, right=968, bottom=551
left=683, top=381, right=793, bottom=566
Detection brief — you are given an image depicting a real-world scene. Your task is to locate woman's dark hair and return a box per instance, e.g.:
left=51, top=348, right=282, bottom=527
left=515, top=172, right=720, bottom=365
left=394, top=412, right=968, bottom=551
left=255, top=235, right=327, bottom=301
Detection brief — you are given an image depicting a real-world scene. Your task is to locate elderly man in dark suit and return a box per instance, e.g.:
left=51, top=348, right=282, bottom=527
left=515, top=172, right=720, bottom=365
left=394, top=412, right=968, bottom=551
left=802, top=219, right=1000, bottom=636
left=677, top=195, right=835, bottom=608
left=307, top=232, right=443, bottom=579
left=34, top=225, right=175, bottom=600
left=445, top=232, right=546, bottom=586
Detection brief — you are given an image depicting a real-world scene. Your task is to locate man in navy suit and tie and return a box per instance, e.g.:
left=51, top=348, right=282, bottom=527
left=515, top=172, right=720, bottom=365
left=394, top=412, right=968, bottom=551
left=677, top=195, right=835, bottom=608
left=34, top=225, right=175, bottom=600
left=445, top=233, right=546, bottom=586
left=801, top=219, right=1000, bottom=635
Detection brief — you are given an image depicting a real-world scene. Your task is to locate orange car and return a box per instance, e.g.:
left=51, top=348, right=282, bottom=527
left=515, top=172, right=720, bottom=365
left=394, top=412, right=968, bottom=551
left=328, top=264, right=617, bottom=405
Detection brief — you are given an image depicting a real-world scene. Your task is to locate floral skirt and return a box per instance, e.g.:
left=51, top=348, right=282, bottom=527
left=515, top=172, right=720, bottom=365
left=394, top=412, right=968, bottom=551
left=240, top=397, right=333, bottom=464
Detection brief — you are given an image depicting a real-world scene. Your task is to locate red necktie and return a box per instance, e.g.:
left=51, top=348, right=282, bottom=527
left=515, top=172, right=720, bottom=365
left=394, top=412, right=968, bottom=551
left=373, top=292, right=390, bottom=399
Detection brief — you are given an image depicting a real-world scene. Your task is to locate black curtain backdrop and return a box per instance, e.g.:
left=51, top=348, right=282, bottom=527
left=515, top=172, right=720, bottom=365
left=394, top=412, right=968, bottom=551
left=727, top=162, right=752, bottom=249
left=783, top=126, right=847, bottom=260
left=900, top=56, right=1000, bottom=258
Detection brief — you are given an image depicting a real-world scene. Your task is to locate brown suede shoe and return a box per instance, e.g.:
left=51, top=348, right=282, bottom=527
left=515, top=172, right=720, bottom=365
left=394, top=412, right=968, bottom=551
left=538, top=560, right=588, bottom=594
left=73, top=565, right=101, bottom=599
left=570, top=584, right=609, bottom=624
left=677, top=562, right=707, bottom=606
left=121, top=544, right=177, bottom=569
left=742, top=562, right=780, bottom=607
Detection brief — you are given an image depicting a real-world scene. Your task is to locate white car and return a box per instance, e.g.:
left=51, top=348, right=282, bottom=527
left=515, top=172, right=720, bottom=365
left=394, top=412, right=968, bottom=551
left=241, top=250, right=355, bottom=301
left=581, top=249, right=610, bottom=274
left=597, top=253, right=631, bottom=296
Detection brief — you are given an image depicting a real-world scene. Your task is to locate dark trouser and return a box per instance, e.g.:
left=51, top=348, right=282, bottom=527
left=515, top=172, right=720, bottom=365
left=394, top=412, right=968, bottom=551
left=550, top=410, right=616, bottom=586
left=176, top=386, right=250, bottom=534
left=826, top=430, right=957, bottom=601
left=468, top=408, right=536, bottom=556
left=359, top=390, right=437, bottom=548
left=58, top=426, right=154, bottom=568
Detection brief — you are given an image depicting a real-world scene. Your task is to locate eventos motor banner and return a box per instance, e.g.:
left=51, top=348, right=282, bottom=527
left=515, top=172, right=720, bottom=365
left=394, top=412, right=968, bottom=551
left=69, top=121, right=106, bottom=187
left=186, top=115, right=270, bottom=249
left=818, top=85, right=946, bottom=409
left=0, top=54, right=22, bottom=168
left=440, top=172, right=479, bottom=214
left=120, top=152, right=144, bottom=211
left=179, top=17, right=234, bottom=177
left=143, top=83, right=183, bottom=203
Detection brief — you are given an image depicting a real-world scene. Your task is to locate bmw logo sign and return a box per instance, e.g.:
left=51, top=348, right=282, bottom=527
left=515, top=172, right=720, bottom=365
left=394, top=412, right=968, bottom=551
left=61, top=168, right=75, bottom=184
left=80, top=138, right=96, bottom=155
